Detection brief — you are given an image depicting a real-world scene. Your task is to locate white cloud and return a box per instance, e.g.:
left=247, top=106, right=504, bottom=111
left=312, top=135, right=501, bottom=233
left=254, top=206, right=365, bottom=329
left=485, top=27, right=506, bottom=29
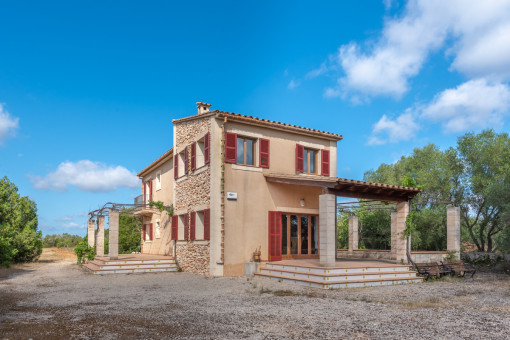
left=321, top=0, right=510, bottom=99
left=0, top=104, right=19, bottom=145
left=421, top=79, right=510, bottom=132
left=287, top=79, right=300, bottom=90
left=31, top=160, right=140, bottom=192
left=367, top=111, right=419, bottom=145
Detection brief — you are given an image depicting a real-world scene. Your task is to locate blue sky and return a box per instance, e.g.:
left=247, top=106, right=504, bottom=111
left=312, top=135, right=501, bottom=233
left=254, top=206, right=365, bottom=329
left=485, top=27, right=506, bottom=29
left=1, top=1, right=510, bottom=236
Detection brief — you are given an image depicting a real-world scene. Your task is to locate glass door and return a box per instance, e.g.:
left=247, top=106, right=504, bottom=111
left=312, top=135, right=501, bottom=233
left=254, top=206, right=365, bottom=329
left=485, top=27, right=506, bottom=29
left=281, top=213, right=319, bottom=258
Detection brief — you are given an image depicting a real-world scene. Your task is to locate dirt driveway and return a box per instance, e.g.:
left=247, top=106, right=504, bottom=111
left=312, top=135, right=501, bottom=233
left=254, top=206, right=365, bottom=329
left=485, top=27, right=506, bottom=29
left=1, top=248, right=509, bottom=339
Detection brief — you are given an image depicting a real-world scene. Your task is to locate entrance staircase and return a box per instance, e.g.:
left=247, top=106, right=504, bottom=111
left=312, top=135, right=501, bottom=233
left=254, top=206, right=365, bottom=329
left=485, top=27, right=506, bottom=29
left=256, top=262, right=422, bottom=289
left=83, top=256, right=178, bottom=275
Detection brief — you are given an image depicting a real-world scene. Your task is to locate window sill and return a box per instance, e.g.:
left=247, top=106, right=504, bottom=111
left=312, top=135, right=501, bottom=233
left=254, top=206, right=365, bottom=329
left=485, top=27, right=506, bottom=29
left=232, top=164, right=262, bottom=172
left=175, top=174, right=188, bottom=183
left=190, top=165, right=208, bottom=176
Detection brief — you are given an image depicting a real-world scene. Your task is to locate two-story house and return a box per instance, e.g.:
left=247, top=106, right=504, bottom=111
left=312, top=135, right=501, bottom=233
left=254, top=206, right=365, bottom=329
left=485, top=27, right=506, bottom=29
left=136, top=102, right=424, bottom=277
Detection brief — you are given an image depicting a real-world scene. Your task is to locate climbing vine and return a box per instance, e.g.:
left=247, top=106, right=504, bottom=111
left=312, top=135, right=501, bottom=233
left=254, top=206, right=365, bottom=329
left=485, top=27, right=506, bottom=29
left=148, top=200, right=174, bottom=216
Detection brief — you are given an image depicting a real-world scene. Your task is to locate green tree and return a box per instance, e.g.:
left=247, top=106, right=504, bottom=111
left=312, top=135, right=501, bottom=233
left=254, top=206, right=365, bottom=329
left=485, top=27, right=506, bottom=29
left=118, top=208, right=141, bottom=253
left=0, top=176, right=42, bottom=266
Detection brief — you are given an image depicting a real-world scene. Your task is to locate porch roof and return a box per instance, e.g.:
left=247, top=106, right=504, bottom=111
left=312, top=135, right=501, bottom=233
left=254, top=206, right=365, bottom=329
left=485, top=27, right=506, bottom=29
left=263, top=173, right=421, bottom=202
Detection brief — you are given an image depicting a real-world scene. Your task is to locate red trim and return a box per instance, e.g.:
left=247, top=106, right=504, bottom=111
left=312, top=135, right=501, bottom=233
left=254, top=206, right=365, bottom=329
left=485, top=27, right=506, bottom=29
left=321, top=149, right=330, bottom=176
left=296, top=144, right=304, bottom=172
left=184, top=213, right=189, bottom=241
left=142, top=224, right=146, bottom=242
left=150, top=223, right=153, bottom=241
left=268, top=211, right=282, bottom=261
left=174, top=153, right=178, bottom=179
left=259, top=138, right=270, bottom=168
left=184, top=146, right=189, bottom=174
left=191, top=142, right=196, bottom=171
left=225, top=132, right=237, bottom=163
left=190, top=211, right=196, bottom=241
left=171, top=215, right=178, bottom=241
left=143, top=182, right=146, bottom=205
left=149, top=180, right=153, bottom=202
left=204, top=209, right=210, bottom=240
left=204, top=132, right=210, bottom=164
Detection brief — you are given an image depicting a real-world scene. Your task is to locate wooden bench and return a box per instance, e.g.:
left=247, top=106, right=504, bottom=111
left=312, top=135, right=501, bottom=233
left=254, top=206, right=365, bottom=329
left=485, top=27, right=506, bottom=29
left=441, top=261, right=476, bottom=278
left=414, top=262, right=451, bottom=280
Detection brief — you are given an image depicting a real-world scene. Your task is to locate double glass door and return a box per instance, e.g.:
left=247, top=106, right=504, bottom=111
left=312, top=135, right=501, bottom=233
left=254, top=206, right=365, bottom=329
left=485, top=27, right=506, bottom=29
left=281, top=213, right=319, bottom=258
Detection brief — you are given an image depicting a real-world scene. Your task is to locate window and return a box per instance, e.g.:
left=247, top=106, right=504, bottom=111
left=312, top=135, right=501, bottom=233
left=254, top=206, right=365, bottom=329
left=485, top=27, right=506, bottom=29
left=196, top=138, right=206, bottom=169
left=155, top=220, right=161, bottom=239
left=143, top=223, right=153, bottom=242
left=236, top=137, right=255, bottom=166
left=178, top=148, right=188, bottom=177
left=156, top=171, right=161, bottom=191
left=178, top=214, right=188, bottom=240
left=303, top=148, right=317, bottom=174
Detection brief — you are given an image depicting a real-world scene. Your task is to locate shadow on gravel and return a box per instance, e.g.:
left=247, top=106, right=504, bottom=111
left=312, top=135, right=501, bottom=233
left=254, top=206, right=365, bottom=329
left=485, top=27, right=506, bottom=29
left=0, top=266, right=36, bottom=282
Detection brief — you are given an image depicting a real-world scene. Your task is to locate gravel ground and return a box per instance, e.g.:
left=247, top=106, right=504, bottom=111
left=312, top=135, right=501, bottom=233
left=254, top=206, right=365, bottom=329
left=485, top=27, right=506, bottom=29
left=1, top=249, right=509, bottom=339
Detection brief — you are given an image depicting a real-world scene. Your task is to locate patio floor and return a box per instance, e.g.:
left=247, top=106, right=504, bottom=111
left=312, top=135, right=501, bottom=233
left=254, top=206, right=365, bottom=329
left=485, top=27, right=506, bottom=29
left=268, top=257, right=404, bottom=269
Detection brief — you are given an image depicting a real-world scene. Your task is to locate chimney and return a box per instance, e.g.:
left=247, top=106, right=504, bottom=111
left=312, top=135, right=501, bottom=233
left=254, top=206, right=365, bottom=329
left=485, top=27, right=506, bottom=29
left=196, top=102, right=212, bottom=115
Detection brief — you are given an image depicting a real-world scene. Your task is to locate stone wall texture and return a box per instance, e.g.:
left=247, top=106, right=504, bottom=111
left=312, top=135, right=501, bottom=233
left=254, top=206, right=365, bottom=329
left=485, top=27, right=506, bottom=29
left=176, top=242, right=210, bottom=274
left=174, top=116, right=212, bottom=274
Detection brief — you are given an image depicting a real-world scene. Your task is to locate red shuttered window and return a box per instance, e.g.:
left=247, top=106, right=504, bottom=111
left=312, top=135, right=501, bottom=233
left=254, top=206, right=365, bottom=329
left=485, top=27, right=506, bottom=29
left=321, top=149, right=330, bottom=176
left=142, top=224, right=146, bottom=242
left=183, top=213, right=189, bottom=241
left=149, top=180, right=153, bottom=201
left=225, top=132, right=237, bottom=163
left=184, top=146, right=189, bottom=174
left=204, top=209, right=210, bottom=240
left=204, top=132, right=210, bottom=164
left=259, top=138, right=270, bottom=168
left=150, top=223, right=153, bottom=241
left=296, top=144, right=304, bottom=172
left=143, top=182, right=146, bottom=205
left=171, top=215, right=178, bottom=241
left=191, top=142, right=196, bottom=171
left=268, top=211, right=282, bottom=261
left=174, top=154, right=178, bottom=179
left=190, top=212, right=196, bottom=241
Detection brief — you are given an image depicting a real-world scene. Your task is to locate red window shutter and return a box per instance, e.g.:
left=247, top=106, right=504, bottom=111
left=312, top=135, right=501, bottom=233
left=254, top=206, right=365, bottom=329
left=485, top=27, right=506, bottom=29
left=143, top=182, right=146, bottom=205
left=268, top=211, right=282, bottom=261
left=150, top=223, right=153, bottom=241
left=321, top=149, right=330, bottom=176
left=204, top=132, right=210, bottom=164
left=184, top=213, right=189, bottom=241
left=191, top=142, right=196, bottom=171
left=184, top=146, right=189, bottom=174
left=171, top=215, right=178, bottom=241
left=204, top=209, right=210, bottom=240
left=174, top=154, right=178, bottom=179
left=149, top=180, right=153, bottom=201
left=142, top=224, right=146, bottom=242
left=225, top=132, right=237, bottom=163
left=190, top=212, right=196, bottom=241
left=259, top=138, right=270, bottom=168
left=296, top=144, right=304, bottom=172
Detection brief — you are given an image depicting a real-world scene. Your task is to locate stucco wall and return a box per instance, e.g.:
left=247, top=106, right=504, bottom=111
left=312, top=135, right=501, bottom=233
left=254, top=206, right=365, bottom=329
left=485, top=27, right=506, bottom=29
left=223, top=121, right=336, bottom=276
left=141, top=157, right=174, bottom=255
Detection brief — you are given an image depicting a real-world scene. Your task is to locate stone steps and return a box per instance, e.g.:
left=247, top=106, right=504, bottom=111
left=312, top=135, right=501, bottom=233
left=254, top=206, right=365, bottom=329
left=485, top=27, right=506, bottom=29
left=83, top=257, right=179, bottom=275
left=256, top=263, right=423, bottom=289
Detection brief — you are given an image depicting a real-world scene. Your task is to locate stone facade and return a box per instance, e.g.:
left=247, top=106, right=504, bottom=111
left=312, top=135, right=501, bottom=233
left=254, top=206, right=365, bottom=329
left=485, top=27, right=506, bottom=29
left=174, top=116, right=212, bottom=274
left=176, top=242, right=210, bottom=274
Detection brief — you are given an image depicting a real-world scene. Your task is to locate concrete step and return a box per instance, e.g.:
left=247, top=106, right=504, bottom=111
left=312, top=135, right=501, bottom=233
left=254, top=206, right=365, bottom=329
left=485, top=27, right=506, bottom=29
left=83, top=262, right=178, bottom=275
left=259, top=267, right=418, bottom=282
left=264, top=263, right=412, bottom=275
left=257, top=272, right=422, bottom=289
left=94, top=259, right=176, bottom=265
left=88, top=261, right=178, bottom=270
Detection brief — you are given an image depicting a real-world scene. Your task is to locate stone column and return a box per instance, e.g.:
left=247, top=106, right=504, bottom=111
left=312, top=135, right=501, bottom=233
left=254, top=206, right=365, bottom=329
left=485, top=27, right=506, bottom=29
left=447, top=206, right=461, bottom=259
left=394, top=201, right=409, bottom=263
left=87, top=219, right=95, bottom=248
left=109, top=210, right=119, bottom=260
left=390, top=212, right=396, bottom=255
left=96, top=215, right=105, bottom=257
left=348, top=215, right=358, bottom=254
left=319, top=194, right=336, bottom=267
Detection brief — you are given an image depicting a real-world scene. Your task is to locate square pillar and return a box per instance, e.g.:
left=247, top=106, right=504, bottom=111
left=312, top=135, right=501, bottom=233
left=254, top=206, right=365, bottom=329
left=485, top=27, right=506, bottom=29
left=394, top=201, right=409, bottom=264
left=319, top=194, right=336, bottom=267
left=447, top=207, right=461, bottom=259
left=348, top=215, right=358, bottom=254
left=87, top=219, right=95, bottom=248
left=109, top=209, right=119, bottom=260
left=96, top=215, right=105, bottom=257
left=390, top=212, right=396, bottom=255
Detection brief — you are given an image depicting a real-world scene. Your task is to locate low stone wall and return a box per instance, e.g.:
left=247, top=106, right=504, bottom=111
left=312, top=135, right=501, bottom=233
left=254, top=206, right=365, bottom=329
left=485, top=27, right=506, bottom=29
left=337, top=249, right=449, bottom=263
left=176, top=242, right=210, bottom=275
left=461, top=252, right=510, bottom=263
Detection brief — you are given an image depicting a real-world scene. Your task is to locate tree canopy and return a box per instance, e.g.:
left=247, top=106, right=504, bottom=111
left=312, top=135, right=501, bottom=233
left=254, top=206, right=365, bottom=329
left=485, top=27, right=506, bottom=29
left=0, top=176, right=42, bottom=266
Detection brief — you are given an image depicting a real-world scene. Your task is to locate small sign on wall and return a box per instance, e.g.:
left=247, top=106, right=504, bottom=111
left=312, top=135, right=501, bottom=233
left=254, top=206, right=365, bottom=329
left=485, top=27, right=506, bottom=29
left=227, top=192, right=237, bottom=200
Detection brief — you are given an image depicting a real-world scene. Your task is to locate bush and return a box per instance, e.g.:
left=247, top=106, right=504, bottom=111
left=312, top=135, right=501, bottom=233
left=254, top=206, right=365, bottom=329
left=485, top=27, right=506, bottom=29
left=74, top=235, right=95, bottom=264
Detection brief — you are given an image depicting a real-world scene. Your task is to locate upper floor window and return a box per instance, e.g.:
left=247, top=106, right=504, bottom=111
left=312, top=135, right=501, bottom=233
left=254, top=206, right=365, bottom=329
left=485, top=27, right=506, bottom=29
left=303, top=148, right=317, bottom=174
left=156, top=171, right=161, bottom=190
left=237, top=137, right=255, bottom=166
